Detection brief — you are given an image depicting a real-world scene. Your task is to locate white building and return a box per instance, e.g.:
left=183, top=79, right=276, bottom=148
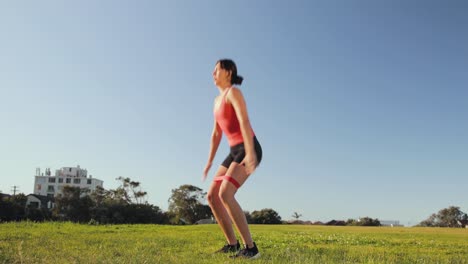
left=33, top=165, right=104, bottom=198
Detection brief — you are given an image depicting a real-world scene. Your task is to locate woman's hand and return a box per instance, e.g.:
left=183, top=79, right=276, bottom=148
left=202, top=161, right=212, bottom=182
left=241, top=153, right=257, bottom=176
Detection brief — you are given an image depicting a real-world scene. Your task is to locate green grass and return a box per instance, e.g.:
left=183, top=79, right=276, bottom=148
left=0, top=222, right=467, bottom=263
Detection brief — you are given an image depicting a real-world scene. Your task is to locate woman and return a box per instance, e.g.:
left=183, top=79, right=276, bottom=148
left=202, top=59, right=262, bottom=259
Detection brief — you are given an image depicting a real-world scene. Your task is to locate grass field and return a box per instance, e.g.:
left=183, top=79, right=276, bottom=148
left=0, top=222, right=467, bottom=263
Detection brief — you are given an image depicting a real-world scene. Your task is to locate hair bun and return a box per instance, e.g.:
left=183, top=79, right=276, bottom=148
left=233, top=75, right=243, bottom=85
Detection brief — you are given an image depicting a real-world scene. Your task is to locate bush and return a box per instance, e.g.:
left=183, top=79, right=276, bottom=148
left=250, top=208, right=282, bottom=224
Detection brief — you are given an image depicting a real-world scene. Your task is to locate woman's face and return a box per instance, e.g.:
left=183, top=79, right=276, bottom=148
left=213, top=63, right=231, bottom=87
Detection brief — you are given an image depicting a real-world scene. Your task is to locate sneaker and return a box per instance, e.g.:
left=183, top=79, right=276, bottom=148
left=215, top=240, right=241, bottom=254
left=231, top=242, right=260, bottom=259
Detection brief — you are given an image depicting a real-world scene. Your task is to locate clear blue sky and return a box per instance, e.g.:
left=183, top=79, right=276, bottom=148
left=1, top=1, right=467, bottom=226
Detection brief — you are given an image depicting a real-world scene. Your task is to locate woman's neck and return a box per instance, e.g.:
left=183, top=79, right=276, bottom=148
left=217, top=83, right=232, bottom=94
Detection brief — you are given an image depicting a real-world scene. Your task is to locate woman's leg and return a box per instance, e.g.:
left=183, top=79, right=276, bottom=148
left=218, top=162, right=254, bottom=248
left=207, top=165, right=237, bottom=245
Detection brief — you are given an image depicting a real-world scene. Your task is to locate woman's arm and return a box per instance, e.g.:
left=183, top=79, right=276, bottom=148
left=207, top=119, right=222, bottom=164
left=203, top=118, right=222, bottom=180
left=228, top=87, right=257, bottom=174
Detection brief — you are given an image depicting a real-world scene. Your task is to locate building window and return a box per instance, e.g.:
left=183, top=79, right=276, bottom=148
left=47, top=194, right=54, bottom=198
left=73, top=179, right=81, bottom=184
left=48, top=177, right=56, bottom=183
left=37, top=184, right=41, bottom=190
left=87, top=179, right=92, bottom=185
left=47, top=185, right=55, bottom=192
left=66, top=178, right=71, bottom=184
left=58, top=178, right=64, bottom=183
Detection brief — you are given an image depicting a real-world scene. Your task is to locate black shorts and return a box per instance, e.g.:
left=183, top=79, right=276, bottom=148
left=221, top=136, right=262, bottom=168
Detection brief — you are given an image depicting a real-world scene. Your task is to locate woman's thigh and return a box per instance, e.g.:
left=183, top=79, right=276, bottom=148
left=219, top=162, right=250, bottom=196
left=208, top=165, right=228, bottom=197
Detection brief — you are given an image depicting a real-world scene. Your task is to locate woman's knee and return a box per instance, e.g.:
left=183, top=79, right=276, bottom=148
left=207, top=188, right=221, bottom=207
left=218, top=187, right=234, bottom=205
left=207, top=192, right=215, bottom=207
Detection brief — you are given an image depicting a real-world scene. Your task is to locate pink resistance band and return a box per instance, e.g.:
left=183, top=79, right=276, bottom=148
left=213, top=175, right=241, bottom=189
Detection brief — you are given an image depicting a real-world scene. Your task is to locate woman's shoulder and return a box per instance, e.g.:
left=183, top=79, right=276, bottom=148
left=225, top=87, right=247, bottom=107
left=227, top=86, right=244, bottom=98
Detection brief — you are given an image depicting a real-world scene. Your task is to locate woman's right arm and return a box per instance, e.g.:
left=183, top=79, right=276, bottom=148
left=203, top=119, right=222, bottom=180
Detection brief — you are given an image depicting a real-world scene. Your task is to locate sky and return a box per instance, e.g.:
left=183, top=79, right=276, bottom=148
left=1, top=1, right=467, bottom=226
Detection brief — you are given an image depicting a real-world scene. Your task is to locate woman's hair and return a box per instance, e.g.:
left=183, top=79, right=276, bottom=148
left=217, top=59, right=243, bottom=85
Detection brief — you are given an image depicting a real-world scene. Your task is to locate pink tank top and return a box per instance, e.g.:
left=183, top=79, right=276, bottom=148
left=214, top=87, right=254, bottom=146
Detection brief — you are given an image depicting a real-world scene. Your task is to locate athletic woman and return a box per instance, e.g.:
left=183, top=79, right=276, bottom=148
left=203, top=59, right=262, bottom=259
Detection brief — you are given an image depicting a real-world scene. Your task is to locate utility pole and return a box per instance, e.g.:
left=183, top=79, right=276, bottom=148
left=11, top=186, right=19, bottom=196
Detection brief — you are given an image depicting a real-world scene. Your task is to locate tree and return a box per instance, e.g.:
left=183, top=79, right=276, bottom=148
left=168, top=185, right=212, bottom=224
left=88, top=177, right=167, bottom=224
left=292, top=212, right=302, bottom=220
left=53, top=186, right=93, bottom=222
left=0, top=193, right=27, bottom=221
left=346, top=218, right=357, bottom=226
left=438, top=206, right=465, bottom=227
left=114, top=176, right=148, bottom=205
left=346, top=217, right=380, bottom=226
left=250, top=208, right=282, bottom=224
left=360, top=217, right=380, bottom=226
left=90, top=185, right=106, bottom=207
left=419, top=206, right=466, bottom=227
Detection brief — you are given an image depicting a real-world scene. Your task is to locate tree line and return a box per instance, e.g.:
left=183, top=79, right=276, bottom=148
left=0, top=178, right=283, bottom=225
left=1, top=178, right=466, bottom=227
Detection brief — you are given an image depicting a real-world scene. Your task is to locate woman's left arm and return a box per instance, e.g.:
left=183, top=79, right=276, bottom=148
left=229, top=87, right=257, bottom=174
